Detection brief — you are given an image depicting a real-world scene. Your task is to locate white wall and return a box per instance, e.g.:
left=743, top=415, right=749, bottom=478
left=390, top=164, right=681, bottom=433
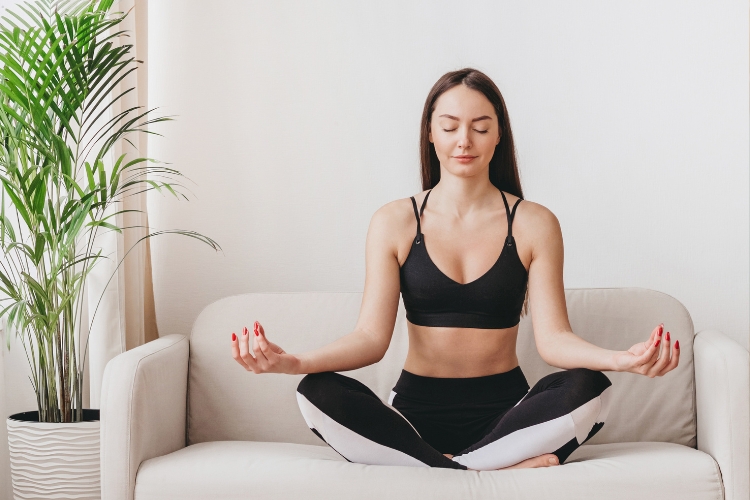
left=147, top=0, right=749, bottom=354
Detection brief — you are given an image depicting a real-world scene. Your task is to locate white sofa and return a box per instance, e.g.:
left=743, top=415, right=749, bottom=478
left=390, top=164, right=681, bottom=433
left=100, top=288, right=749, bottom=500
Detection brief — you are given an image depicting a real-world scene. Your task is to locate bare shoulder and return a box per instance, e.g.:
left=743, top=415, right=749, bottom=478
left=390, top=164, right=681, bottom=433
left=517, top=198, right=560, bottom=231
left=511, top=197, right=563, bottom=254
left=369, top=195, right=416, bottom=232
left=366, top=192, right=425, bottom=254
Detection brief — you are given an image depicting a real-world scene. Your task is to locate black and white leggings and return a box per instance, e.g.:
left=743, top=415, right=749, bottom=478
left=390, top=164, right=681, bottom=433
left=296, top=366, right=612, bottom=470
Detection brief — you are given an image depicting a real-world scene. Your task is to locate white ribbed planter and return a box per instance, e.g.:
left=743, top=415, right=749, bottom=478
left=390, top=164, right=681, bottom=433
left=7, top=410, right=100, bottom=500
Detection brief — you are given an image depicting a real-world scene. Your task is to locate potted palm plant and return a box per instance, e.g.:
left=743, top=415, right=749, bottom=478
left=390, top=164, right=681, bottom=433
left=0, top=0, right=219, bottom=498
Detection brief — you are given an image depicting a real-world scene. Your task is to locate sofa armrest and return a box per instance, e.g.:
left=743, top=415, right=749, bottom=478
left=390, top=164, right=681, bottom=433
left=694, top=330, right=749, bottom=500
left=100, top=334, right=189, bottom=500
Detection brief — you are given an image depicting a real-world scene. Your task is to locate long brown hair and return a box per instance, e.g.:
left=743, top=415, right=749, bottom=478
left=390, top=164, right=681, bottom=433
left=419, top=68, right=523, bottom=198
left=418, top=68, right=529, bottom=316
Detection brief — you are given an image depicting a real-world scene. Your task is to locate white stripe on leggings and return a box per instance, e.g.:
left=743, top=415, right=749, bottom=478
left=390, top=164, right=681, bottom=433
left=296, top=392, right=429, bottom=468
left=387, top=391, right=422, bottom=437
left=452, top=386, right=613, bottom=471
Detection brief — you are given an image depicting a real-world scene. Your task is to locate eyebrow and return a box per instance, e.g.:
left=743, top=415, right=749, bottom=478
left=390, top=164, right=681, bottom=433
left=438, top=114, right=492, bottom=122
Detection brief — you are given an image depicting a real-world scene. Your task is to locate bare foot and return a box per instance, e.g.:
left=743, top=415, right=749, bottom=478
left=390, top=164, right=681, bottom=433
left=497, top=453, right=559, bottom=470
left=444, top=452, right=559, bottom=470
left=443, top=453, right=560, bottom=470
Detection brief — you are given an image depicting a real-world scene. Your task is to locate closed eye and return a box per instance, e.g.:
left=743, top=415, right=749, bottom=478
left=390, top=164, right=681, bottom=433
left=441, top=128, right=488, bottom=133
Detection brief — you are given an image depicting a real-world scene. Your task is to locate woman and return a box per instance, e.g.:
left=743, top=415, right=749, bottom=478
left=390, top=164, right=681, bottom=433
left=230, top=68, right=680, bottom=471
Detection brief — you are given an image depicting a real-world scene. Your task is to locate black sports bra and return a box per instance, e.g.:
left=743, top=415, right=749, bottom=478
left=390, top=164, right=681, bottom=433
left=399, top=189, right=528, bottom=329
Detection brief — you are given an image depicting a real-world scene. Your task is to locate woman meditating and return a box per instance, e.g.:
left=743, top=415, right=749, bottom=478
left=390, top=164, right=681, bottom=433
left=230, top=68, right=680, bottom=471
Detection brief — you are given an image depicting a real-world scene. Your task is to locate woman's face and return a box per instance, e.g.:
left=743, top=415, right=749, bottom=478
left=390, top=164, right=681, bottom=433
left=429, top=84, right=501, bottom=179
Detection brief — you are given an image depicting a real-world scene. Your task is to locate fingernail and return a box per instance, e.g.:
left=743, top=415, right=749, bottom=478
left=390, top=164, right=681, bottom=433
left=675, top=340, right=680, bottom=349
left=655, top=339, right=661, bottom=347
left=232, top=333, right=236, bottom=341
left=549, top=457, right=558, bottom=464
left=255, top=329, right=259, bottom=336
left=666, top=332, right=670, bottom=341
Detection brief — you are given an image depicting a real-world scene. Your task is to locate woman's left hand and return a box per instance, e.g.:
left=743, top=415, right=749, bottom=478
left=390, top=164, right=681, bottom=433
left=612, top=323, right=680, bottom=377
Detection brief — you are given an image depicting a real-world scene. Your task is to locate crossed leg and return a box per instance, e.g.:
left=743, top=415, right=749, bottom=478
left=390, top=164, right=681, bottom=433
left=296, top=371, right=464, bottom=469
left=451, top=368, right=612, bottom=470
left=296, top=368, right=612, bottom=471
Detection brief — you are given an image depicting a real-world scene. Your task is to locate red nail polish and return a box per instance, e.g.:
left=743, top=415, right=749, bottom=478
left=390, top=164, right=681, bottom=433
left=255, top=330, right=259, bottom=336
left=675, top=340, right=680, bottom=349
left=666, top=332, right=670, bottom=341
left=655, top=339, right=661, bottom=348
left=232, top=333, right=236, bottom=341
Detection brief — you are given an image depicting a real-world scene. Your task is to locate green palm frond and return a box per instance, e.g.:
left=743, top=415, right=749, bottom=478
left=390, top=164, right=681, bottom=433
left=0, top=0, right=220, bottom=423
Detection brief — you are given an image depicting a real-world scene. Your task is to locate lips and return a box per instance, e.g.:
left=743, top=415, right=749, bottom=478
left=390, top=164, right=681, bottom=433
left=453, top=155, right=477, bottom=159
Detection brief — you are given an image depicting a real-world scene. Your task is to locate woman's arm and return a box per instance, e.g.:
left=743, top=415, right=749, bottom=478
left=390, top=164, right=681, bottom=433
left=231, top=202, right=404, bottom=375
left=524, top=204, right=679, bottom=376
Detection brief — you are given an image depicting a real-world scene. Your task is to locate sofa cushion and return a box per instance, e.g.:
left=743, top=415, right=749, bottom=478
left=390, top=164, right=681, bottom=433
left=188, top=288, right=695, bottom=448
left=517, top=288, right=696, bottom=447
left=134, top=441, right=721, bottom=500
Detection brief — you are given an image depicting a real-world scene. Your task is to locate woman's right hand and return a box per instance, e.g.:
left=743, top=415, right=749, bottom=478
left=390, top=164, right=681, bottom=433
left=231, top=321, right=302, bottom=374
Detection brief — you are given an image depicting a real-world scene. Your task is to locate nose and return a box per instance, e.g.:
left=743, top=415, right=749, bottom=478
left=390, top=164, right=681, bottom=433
left=457, top=127, right=471, bottom=150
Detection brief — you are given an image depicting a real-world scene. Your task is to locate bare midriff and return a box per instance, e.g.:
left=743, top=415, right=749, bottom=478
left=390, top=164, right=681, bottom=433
left=402, top=322, right=520, bottom=378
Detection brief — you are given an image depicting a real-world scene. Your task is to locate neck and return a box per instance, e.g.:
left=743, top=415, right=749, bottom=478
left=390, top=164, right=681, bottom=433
left=429, top=172, right=499, bottom=219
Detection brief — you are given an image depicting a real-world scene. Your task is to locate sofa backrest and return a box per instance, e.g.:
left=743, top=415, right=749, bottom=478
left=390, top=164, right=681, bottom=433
left=187, top=288, right=696, bottom=448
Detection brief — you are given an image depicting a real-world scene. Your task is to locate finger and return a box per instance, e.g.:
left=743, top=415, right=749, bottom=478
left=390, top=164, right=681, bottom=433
left=236, top=329, right=259, bottom=372
left=657, top=339, right=681, bottom=376
left=254, top=321, right=273, bottom=355
left=267, top=340, right=285, bottom=354
left=231, top=332, right=249, bottom=369
left=252, top=324, right=269, bottom=365
left=257, top=322, right=284, bottom=354
left=257, top=321, right=285, bottom=354
left=637, top=335, right=661, bottom=372
left=642, top=323, right=663, bottom=351
left=256, top=325, right=280, bottom=363
left=648, top=331, right=671, bottom=377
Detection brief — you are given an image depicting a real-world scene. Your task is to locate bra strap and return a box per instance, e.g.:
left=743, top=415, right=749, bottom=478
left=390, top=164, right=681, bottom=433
left=500, top=191, right=522, bottom=245
left=419, top=189, right=432, bottom=217
left=409, top=189, right=432, bottom=244
left=409, top=197, right=421, bottom=239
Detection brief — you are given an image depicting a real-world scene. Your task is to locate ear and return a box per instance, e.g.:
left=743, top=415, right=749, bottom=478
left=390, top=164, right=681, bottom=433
left=496, top=128, right=502, bottom=145
left=429, top=131, right=433, bottom=143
